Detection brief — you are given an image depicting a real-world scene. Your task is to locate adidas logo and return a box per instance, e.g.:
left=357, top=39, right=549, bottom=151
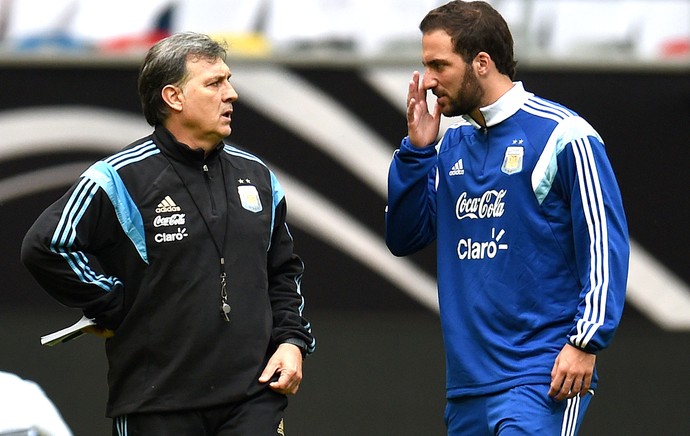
left=155, top=195, right=182, bottom=213
left=449, top=158, right=465, bottom=176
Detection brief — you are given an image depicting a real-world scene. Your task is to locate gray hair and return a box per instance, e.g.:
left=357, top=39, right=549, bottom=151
left=138, top=32, right=228, bottom=126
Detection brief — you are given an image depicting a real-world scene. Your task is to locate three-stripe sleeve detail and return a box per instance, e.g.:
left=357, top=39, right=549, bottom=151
left=525, top=97, right=609, bottom=349
left=49, top=141, right=159, bottom=290
left=114, top=416, right=128, bottom=436
left=570, top=136, right=609, bottom=347
left=50, top=177, right=117, bottom=291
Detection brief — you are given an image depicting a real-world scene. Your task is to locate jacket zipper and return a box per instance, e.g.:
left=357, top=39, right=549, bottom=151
left=480, top=127, right=489, bottom=178
left=202, top=164, right=218, bottom=215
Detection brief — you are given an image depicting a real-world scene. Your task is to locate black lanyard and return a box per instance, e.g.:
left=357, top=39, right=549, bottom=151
left=164, top=152, right=232, bottom=322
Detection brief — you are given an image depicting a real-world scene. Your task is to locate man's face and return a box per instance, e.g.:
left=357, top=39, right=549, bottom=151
left=177, top=56, right=238, bottom=147
left=421, top=30, right=483, bottom=117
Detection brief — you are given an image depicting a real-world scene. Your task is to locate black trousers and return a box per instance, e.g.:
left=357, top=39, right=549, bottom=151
left=112, top=389, right=288, bottom=436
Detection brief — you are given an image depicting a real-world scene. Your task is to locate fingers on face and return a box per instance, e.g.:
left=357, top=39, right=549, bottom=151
left=410, top=71, right=425, bottom=96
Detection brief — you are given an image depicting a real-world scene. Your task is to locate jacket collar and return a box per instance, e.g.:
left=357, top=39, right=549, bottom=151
left=153, top=125, right=224, bottom=166
left=461, top=81, right=533, bottom=129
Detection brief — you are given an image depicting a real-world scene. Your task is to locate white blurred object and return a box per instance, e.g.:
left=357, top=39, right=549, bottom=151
left=629, top=0, right=690, bottom=58
left=69, top=0, right=171, bottom=44
left=171, top=0, right=266, bottom=34
left=265, top=0, right=356, bottom=50
left=0, top=371, right=73, bottom=436
left=3, top=0, right=171, bottom=47
left=530, top=0, right=637, bottom=57
left=4, top=0, right=76, bottom=39
left=352, top=0, right=445, bottom=56
left=529, top=0, right=690, bottom=59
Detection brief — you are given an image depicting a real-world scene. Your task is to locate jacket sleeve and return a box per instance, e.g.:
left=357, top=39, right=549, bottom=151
left=266, top=172, right=315, bottom=356
left=20, top=174, right=127, bottom=330
left=555, top=124, right=630, bottom=354
left=385, top=136, right=438, bottom=256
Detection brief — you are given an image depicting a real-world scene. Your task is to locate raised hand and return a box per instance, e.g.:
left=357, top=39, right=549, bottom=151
left=406, top=70, right=442, bottom=148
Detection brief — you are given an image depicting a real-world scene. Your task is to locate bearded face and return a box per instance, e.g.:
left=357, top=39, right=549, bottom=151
left=439, top=62, right=483, bottom=117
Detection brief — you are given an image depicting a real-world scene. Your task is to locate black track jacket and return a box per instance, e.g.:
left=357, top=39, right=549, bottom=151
left=21, top=126, right=315, bottom=417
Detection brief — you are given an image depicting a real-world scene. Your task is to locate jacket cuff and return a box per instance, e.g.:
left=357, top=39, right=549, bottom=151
left=83, top=285, right=125, bottom=330
left=282, top=338, right=308, bottom=358
left=401, top=136, right=437, bottom=152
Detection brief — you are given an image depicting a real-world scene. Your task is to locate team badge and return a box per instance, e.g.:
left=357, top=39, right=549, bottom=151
left=501, top=146, right=524, bottom=175
left=237, top=185, right=262, bottom=213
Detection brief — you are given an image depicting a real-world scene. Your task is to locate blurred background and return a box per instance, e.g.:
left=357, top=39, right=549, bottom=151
left=1, top=1, right=689, bottom=435
left=1, top=0, right=689, bottom=60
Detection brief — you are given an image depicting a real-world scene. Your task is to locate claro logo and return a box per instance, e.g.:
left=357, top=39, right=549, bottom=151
left=457, top=228, right=508, bottom=260
left=456, top=189, right=506, bottom=220
left=155, top=228, right=189, bottom=243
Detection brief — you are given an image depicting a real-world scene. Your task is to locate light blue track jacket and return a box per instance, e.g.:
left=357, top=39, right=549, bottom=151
left=386, top=82, right=629, bottom=398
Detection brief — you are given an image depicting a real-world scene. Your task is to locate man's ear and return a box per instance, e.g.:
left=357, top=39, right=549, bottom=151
left=473, top=51, right=491, bottom=76
left=161, top=84, right=184, bottom=113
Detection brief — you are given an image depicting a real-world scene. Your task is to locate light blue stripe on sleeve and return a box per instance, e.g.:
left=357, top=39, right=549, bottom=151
left=82, top=161, right=149, bottom=264
left=531, top=116, right=602, bottom=204
left=268, top=170, right=285, bottom=250
left=270, top=170, right=285, bottom=212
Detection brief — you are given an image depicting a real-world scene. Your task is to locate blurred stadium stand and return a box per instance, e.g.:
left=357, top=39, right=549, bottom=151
left=0, top=0, right=688, bottom=62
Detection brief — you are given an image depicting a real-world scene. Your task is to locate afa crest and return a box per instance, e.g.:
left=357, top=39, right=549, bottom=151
left=237, top=185, right=262, bottom=213
left=501, top=146, right=524, bottom=175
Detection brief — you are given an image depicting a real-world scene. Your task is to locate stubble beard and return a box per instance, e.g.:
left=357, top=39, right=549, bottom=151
left=443, top=66, right=483, bottom=118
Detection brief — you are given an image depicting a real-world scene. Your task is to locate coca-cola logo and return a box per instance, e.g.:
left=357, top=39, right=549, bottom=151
left=455, top=189, right=507, bottom=220
left=153, top=213, right=186, bottom=228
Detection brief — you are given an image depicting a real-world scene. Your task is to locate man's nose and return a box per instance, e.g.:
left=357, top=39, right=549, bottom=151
left=421, top=72, right=437, bottom=90
left=225, top=83, right=239, bottom=101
